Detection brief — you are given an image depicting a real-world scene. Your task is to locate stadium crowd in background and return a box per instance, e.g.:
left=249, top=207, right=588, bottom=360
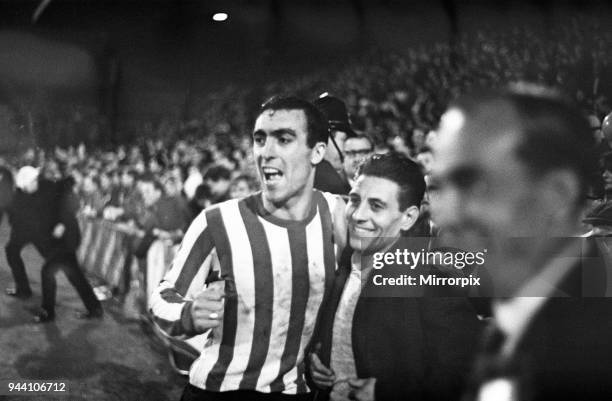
left=2, top=16, right=612, bottom=399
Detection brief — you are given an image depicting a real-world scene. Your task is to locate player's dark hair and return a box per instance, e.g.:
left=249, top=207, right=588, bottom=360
left=259, top=95, right=328, bottom=148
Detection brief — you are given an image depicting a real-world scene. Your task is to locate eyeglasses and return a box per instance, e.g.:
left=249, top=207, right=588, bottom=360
left=344, top=149, right=373, bottom=158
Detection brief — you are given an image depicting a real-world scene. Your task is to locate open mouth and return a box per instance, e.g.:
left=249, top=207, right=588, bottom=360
left=262, top=167, right=283, bottom=183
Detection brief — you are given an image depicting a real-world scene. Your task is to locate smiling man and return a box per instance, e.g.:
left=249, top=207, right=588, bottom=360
left=150, top=96, right=346, bottom=401
left=428, top=88, right=612, bottom=401
left=309, top=152, right=480, bottom=401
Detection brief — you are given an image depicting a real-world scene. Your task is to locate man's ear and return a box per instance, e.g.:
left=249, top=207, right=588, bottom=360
left=541, top=169, right=580, bottom=219
left=399, top=205, right=420, bottom=231
left=310, top=142, right=327, bottom=165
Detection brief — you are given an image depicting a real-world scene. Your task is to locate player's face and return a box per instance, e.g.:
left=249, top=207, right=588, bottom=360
left=346, top=175, right=415, bottom=255
left=429, top=108, right=552, bottom=254
left=343, top=137, right=373, bottom=180
left=253, top=109, right=322, bottom=206
left=230, top=180, right=251, bottom=199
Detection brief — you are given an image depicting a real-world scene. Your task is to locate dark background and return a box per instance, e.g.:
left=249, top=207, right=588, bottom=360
left=0, top=0, right=611, bottom=149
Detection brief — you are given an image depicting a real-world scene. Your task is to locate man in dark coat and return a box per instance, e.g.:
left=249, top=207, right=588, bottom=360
left=35, top=175, right=103, bottom=322
left=0, top=165, right=14, bottom=223
left=310, top=153, right=481, bottom=401
left=4, top=166, right=101, bottom=321
left=4, top=166, right=58, bottom=298
left=429, top=88, right=612, bottom=400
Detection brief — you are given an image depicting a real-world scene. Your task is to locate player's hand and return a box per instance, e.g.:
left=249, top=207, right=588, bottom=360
left=52, top=223, right=65, bottom=238
left=348, top=377, right=377, bottom=401
left=191, top=286, right=225, bottom=333
left=309, top=345, right=335, bottom=389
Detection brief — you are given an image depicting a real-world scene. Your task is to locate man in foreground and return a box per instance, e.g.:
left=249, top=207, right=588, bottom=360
left=429, top=88, right=612, bottom=400
left=150, top=96, right=346, bottom=400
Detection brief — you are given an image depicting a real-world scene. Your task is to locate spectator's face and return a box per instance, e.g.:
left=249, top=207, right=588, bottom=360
left=134, top=161, right=145, bottom=174
left=82, top=176, right=97, bottom=194
left=343, top=137, right=373, bottom=181
left=230, top=179, right=251, bottom=199
left=42, top=161, right=61, bottom=180
left=22, top=179, right=39, bottom=194
left=346, top=174, right=417, bottom=255
left=412, top=129, right=426, bottom=151
left=416, top=151, right=433, bottom=175
left=206, top=178, right=230, bottom=198
left=149, top=159, right=161, bottom=173
left=140, top=181, right=161, bottom=207
left=164, top=178, right=182, bottom=197
left=121, top=172, right=135, bottom=188
left=390, top=135, right=410, bottom=156
left=253, top=109, right=324, bottom=206
left=99, top=174, right=111, bottom=191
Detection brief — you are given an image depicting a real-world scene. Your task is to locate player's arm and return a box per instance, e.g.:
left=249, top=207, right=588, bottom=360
left=149, top=211, right=214, bottom=337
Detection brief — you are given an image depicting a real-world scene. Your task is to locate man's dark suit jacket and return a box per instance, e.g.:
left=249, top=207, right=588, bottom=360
left=7, top=178, right=78, bottom=256
left=465, top=238, right=612, bottom=401
left=311, top=252, right=483, bottom=401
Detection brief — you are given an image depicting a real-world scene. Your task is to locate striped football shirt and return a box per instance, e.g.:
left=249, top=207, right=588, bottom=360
left=150, top=190, right=344, bottom=394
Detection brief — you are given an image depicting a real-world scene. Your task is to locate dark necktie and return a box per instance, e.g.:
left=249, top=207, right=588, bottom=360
left=463, top=324, right=512, bottom=401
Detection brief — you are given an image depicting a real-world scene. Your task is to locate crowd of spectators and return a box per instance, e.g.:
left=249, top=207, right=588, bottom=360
left=1, top=19, right=612, bottom=244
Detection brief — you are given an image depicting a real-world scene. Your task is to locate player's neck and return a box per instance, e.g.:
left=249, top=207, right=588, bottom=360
left=262, top=187, right=315, bottom=221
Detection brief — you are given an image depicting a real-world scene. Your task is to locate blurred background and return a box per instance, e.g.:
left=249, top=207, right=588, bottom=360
left=0, top=0, right=611, bottom=153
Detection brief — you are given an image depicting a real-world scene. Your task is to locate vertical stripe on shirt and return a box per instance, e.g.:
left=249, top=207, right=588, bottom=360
left=237, top=200, right=274, bottom=389
left=214, top=200, right=257, bottom=391
left=204, top=207, right=238, bottom=391
left=163, top=211, right=209, bottom=286
left=253, top=219, right=292, bottom=392
left=317, top=192, right=337, bottom=291
left=269, top=224, right=309, bottom=392
left=175, top=226, right=214, bottom=295
left=301, top=207, right=330, bottom=392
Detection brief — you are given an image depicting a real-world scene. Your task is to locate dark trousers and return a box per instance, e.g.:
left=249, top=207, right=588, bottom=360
left=5, top=237, right=31, bottom=294
left=41, top=251, right=101, bottom=315
left=180, top=384, right=313, bottom=401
